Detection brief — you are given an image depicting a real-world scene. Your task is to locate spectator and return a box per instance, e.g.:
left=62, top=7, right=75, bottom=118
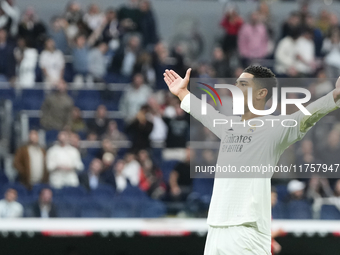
left=310, top=69, right=333, bottom=99
left=87, top=105, right=110, bottom=137
left=294, top=28, right=316, bottom=76
left=118, top=0, right=141, bottom=34
left=211, top=46, right=231, bottom=78
left=138, top=149, right=165, bottom=199
left=305, top=14, right=323, bottom=58
left=238, top=11, right=269, bottom=67
left=63, top=1, right=85, bottom=41
left=97, top=138, right=116, bottom=160
left=316, top=10, right=331, bottom=36
left=103, top=120, right=127, bottom=141
left=281, top=11, right=301, bottom=39
left=334, top=179, right=340, bottom=197
left=322, top=28, right=340, bottom=79
left=148, top=97, right=168, bottom=145
left=71, top=25, right=104, bottom=86
left=113, top=159, right=128, bottom=192
left=320, top=129, right=340, bottom=166
left=287, top=180, right=306, bottom=201
left=40, top=80, right=74, bottom=130
left=13, top=130, right=48, bottom=189
left=31, top=188, right=57, bottom=218
left=0, top=28, right=15, bottom=82
left=168, top=148, right=192, bottom=201
left=18, top=7, right=47, bottom=49
left=14, top=37, right=38, bottom=88
left=101, top=8, right=120, bottom=50
left=139, top=0, right=158, bottom=49
left=70, top=107, right=87, bottom=134
left=46, top=130, right=84, bottom=188
left=133, top=51, right=156, bottom=87
left=40, top=38, right=65, bottom=87
left=220, top=6, right=243, bottom=56
left=88, top=42, right=108, bottom=82
left=49, top=17, right=69, bottom=54
left=0, top=188, right=23, bottom=218
left=110, top=34, right=141, bottom=81
left=126, top=105, right=153, bottom=152
left=79, top=158, right=106, bottom=190
left=274, top=28, right=301, bottom=77
left=163, top=97, right=189, bottom=149
left=83, top=4, right=105, bottom=32
left=0, top=0, right=20, bottom=37
left=119, top=73, right=152, bottom=122
left=122, top=152, right=141, bottom=187
left=306, top=175, right=333, bottom=200
left=152, top=41, right=170, bottom=90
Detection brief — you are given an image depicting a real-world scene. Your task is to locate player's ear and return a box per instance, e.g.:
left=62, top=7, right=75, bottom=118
left=258, top=88, right=268, bottom=101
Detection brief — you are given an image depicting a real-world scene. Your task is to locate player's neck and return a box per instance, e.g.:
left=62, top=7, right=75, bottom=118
left=241, top=111, right=261, bottom=121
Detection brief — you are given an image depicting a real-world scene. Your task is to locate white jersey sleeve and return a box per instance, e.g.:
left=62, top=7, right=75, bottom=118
left=180, top=93, right=228, bottom=139
left=276, top=91, right=340, bottom=149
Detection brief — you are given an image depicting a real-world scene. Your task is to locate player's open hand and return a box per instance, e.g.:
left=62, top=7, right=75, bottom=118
left=163, top=68, right=191, bottom=101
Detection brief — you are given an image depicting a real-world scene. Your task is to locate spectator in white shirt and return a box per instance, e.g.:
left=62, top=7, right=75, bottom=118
left=119, top=73, right=152, bottom=122
left=88, top=42, right=108, bottom=82
left=83, top=4, right=105, bottom=31
left=40, top=38, right=65, bottom=87
left=0, top=188, right=23, bottom=218
left=322, top=28, right=340, bottom=79
left=294, top=28, right=315, bottom=76
left=14, top=38, right=38, bottom=88
left=122, top=152, right=141, bottom=186
left=46, top=130, right=84, bottom=189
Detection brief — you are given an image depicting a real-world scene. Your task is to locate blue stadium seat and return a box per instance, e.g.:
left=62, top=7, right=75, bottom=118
left=275, top=184, right=289, bottom=202
left=119, top=185, right=148, bottom=200
left=45, top=130, right=59, bottom=145
left=161, top=160, right=179, bottom=182
left=0, top=88, right=15, bottom=101
left=87, top=147, right=101, bottom=157
left=320, top=205, right=340, bottom=220
left=0, top=173, right=9, bottom=186
left=79, top=199, right=109, bottom=218
left=287, top=200, right=312, bottom=219
left=90, top=184, right=115, bottom=199
left=54, top=200, right=79, bottom=217
left=59, top=186, right=88, bottom=199
left=21, top=89, right=45, bottom=110
left=82, top=155, right=94, bottom=171
left=111, top=198, right=141, bottom=218
left=74, top=90, right=102, bottom=110
left=140, top=200, right=166, bottom=218
left=272, top=201, right=287, bottom=219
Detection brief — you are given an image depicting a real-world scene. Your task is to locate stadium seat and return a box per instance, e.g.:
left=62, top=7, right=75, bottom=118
left=0, top=173, right=9, bottom=186
left=111, top=198, right=141, bottom=218
left=287, top=200, right=312, bottom=219
left=90, top=184, right=115, bottom=199
left=55, top=200, right=79, bottom=217
left=79, top=199, right=110, bottom=218
left=20, top=89, right=45, bottom=110
left=74, top=90, right=102, bottom=110
left=161, top=160, right=179, bottom=182
left=320, top=205, right=340, bottom=220
left=275, top=184, right=289, bottom=202
left=140, top=200, right=166, bottom=218
left=272, top=201, right=287, bottom=219
left=59, top=186, right=87, bottom=198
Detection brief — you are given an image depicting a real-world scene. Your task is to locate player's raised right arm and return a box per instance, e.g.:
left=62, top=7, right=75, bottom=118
left=163, top=69, right=226, bottom=139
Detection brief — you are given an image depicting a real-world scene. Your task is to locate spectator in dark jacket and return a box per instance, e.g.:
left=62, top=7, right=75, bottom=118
left=13, top=130, right=48, bottom=189
left=87, top=105, right=110, bottom=137
left=139, top=0, right=158, bottom=49
left=0, top=28, right=15, bottom=82
left=31, top=188, right=57, bottom=218
left=79, top=158, right=106, bottom=191
left=126, top=105, right=153, bottom=153
left=18, top=7, right=47, bottom=49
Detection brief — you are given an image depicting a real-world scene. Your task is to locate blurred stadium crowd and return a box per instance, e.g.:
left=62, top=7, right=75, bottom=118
left=1, top=0, right=340, bottom=220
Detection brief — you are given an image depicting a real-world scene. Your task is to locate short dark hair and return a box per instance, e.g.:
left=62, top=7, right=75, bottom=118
left=243, top=65, right=277, bottom=102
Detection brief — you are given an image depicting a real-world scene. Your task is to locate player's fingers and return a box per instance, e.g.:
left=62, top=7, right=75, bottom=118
left=184, top=68, right=192, bottom=80
left=170, top=70, right=180, bottom=79
left=163, top=71, right=172, bottom=82
left=166, top=69, right=176, bottom=81
left=164, top=76, right=171, bottom=86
